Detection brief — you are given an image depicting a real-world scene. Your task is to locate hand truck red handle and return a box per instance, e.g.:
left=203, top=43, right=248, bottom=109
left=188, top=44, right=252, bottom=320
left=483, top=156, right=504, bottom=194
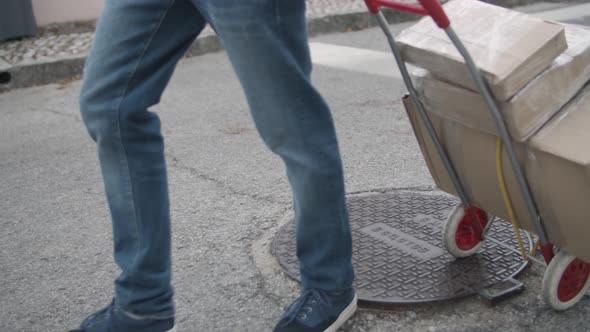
left=364, top=0, right=450, bottom=28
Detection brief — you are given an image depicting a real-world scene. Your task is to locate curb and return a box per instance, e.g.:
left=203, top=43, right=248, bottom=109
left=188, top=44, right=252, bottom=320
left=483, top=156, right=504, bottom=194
left=2, top=55, right=85, bottom=91
left=4, top=11, right=404, bottom=93
left=0, top=0, right=580, bottom=93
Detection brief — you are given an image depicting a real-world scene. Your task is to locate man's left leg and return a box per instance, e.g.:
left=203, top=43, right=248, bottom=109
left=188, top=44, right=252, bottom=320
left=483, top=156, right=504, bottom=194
left=193, top=1, right=356, bottom=331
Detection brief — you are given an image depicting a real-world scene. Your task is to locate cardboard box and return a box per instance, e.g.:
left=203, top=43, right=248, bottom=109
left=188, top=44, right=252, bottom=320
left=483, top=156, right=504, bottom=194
left=528, top=86, right=590, bottom=263
left=403, top=91, right=590, bottom=262
left=412, top=25, right=590, bottom=141
left=397, top=0, right=567, bottom=101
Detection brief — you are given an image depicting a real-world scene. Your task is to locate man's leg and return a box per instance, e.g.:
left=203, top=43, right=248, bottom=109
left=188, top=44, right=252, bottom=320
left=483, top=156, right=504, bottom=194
left=77, top=0, right=205, bottom=330
left=194, top=0, right=355, bottom=330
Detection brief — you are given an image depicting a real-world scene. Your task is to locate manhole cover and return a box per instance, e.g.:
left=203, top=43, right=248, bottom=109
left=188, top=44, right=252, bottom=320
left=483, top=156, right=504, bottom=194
left=272, top=191, right=532, bottom=305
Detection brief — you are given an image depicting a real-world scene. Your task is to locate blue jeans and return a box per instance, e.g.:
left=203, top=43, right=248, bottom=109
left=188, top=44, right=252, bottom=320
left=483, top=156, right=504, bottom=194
left=80, top=0, right=354, bottom=319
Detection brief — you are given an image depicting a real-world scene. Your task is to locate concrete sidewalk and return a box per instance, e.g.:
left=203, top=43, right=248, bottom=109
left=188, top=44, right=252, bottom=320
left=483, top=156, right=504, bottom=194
left=0, top=0, right=581, bottom=93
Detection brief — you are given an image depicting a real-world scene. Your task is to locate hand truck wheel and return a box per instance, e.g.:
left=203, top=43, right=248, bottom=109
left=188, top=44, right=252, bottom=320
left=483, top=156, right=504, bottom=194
left=542, top=250, right=590, bottom=311
left=442, top=205, right=488, bottom=257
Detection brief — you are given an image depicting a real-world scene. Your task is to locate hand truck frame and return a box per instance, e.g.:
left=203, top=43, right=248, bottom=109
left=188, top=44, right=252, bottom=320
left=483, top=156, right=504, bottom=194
left=364, top=0, right=590, bottom=310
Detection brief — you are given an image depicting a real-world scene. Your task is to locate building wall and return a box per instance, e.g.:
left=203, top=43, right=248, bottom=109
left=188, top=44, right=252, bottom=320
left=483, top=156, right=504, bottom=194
left=32, top=0, right=104, bottom=26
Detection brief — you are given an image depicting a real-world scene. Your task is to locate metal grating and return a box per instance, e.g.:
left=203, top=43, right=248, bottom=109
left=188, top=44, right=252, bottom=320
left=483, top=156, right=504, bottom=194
left=272, top=191, right=532, bottom=305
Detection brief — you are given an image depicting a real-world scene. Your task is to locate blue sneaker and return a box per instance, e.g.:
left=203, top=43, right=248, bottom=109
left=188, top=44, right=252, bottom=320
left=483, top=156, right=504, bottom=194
left=68, top=299, right=175, bottom=332
left=273, top=288, right=358, bottom=332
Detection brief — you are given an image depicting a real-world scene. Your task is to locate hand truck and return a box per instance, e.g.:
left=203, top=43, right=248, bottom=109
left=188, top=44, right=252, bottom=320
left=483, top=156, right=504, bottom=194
left=363, top=0, right=590, bottom=310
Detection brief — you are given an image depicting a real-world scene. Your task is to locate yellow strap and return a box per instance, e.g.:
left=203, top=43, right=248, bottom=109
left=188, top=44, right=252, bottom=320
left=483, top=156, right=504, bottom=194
left=495, top=139, right=531, bottom=261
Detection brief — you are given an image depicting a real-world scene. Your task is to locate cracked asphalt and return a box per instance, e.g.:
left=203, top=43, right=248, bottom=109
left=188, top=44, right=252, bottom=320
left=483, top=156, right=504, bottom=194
left=2, top=15, right=590, bottom=332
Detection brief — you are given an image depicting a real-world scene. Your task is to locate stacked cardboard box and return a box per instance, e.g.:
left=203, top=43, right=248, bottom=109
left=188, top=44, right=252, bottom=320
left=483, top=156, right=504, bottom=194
left=404, top=91, right=590, bottom=262
left=397, top=0, right=567, bottom=101
left=399, top=0, right=590, bottom=261
left=411, top=25, right=590, bottom=141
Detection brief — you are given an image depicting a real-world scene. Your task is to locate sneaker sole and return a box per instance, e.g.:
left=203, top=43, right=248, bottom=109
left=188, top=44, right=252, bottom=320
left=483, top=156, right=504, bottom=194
left=324, top=294, right=358, bottom=332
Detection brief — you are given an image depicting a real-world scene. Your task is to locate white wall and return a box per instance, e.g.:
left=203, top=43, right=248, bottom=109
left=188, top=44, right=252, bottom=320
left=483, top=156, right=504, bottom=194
left=32, top=0, right=104, bottom=26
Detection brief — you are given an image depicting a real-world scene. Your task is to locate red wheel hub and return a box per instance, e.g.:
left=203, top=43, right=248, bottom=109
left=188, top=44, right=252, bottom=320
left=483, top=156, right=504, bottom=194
left=558, top=259, right=590, bottom=302
left=456, top=207, right=488, bottom=251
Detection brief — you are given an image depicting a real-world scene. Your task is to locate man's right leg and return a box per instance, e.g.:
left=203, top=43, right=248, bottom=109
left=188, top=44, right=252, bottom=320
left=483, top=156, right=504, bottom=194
left=195, top=1, right=356, bottom=331
left=76, top=0, right=205, bottom=330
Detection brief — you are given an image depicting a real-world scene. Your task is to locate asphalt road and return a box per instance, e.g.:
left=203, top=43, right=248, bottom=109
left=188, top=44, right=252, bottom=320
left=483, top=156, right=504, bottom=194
left=1, top=3, right=590, bottom=332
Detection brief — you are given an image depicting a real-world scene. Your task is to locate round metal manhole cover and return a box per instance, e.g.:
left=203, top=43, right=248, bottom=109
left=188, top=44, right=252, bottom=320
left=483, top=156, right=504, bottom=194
left=272, top=191, right=532, bottom=305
